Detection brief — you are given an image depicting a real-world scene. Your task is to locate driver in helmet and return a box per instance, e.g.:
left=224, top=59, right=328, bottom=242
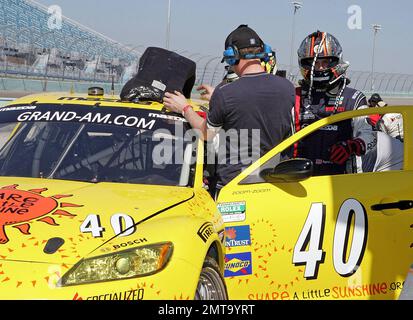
left=293, top=31, right=376, bottom=175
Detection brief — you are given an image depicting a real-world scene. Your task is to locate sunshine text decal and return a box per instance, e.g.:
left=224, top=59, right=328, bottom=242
left=0, top=184, right=82, bottom=244
left=247, top=280, right=405, bottom=300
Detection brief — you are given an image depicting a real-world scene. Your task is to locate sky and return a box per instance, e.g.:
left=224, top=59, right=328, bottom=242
left=35, top=0, right=413, bottom=75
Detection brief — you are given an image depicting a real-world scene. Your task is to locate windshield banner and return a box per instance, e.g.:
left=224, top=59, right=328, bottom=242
left=0, top=104, right=187, bottom=131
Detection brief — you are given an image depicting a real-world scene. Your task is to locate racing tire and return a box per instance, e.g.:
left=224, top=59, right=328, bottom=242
left=195, top=256, right=228, bottom=300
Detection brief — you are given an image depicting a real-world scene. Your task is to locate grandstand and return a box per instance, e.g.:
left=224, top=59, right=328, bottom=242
left=0, top=0, right=140, bottom=85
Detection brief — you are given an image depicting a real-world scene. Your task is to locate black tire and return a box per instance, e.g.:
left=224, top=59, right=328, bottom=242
left=195, top=256, right=228, bottom=300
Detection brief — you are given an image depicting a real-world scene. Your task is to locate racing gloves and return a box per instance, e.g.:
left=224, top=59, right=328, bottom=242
left=329, top=138, right=366, bottom=165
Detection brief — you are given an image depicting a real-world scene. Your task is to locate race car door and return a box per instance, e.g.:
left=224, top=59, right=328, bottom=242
left=217, top=106, right=413, bottom=300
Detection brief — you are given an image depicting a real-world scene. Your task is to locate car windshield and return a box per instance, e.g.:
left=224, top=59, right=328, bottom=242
left=0, top=104, right=197, bottom=186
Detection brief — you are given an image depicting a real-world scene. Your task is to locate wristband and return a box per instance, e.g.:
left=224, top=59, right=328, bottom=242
left=182, top=105, right=193, bottom=116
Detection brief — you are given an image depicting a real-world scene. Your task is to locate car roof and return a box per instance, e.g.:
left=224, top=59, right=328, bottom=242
left=6, top=91, right=204, bottom=113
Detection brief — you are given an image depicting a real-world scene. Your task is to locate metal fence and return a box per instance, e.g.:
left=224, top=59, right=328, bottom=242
left=193, top=60, right=413, bottom=97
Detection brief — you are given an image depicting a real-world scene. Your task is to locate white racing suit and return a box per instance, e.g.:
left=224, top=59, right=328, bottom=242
left=377, top=113, right=404, bottom=142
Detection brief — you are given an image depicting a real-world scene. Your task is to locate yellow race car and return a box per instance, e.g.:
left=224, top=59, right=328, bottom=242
left=0, top=89, right=412, bottom=301
left=0, top=90, right=226, bottom=300
left=219, top=105, right=413, bottom=300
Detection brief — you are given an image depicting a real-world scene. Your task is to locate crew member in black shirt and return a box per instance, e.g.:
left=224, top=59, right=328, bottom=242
left=163, top=24, right=295, bottom=190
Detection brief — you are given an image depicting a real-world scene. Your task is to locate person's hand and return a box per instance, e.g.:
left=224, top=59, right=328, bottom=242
left=197, top=84, right=215, bottom=101
left=163, top=91, right=189, bottom=114
left=329, top=138, right=366, bottom=165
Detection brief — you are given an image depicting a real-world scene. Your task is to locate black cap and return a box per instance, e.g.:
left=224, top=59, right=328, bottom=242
left=224, top=24, right=264, bottom=50
left=369, top=93, right=383, bottom=104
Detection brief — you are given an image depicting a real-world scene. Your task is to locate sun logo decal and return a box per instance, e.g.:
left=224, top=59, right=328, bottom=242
left=0, top=184, right=83, bottom=244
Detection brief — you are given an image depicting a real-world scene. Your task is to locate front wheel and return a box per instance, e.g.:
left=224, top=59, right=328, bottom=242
left=195, top=256, right=228, bottom=300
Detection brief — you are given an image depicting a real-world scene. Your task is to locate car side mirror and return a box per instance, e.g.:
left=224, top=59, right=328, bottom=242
left=260, top=158, right=313, bottom=183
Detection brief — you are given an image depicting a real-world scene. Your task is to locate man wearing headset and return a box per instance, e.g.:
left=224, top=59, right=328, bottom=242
left=163, top=24, right=295, bottom=191
left=294, top=30, right=376, bottom=175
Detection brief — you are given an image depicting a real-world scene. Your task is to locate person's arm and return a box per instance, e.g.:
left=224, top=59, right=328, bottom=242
left=330, top=93, right=377, bottom=165
left=352, top=95, right=377, bottom=154
left=163, top=91, right=217, bottom=141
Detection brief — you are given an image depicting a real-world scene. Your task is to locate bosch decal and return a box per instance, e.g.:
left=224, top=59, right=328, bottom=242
left=113, top=238, right=148, bottom=250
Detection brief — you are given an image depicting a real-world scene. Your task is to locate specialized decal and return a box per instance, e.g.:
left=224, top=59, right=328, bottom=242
left=293, top=199, right=368, bottom=279
left=0, top=184, right=82, bottom=244
left=224, top=252, right=252, bottom=277
left=80, top=213, right=137, bottom=238
left=225, top=226, right=251, bottom=247
left=197, top=222, right=214, bottom=243
left=218, top=201, right=246, bottom=223
left=74, top=289, right=145, bottom=300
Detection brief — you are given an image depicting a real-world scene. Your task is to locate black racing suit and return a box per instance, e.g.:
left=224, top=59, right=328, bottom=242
left=294, top=79, right=376, bottom=175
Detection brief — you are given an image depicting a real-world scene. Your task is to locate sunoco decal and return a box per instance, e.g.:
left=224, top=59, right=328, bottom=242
left=224, top=252, right=252, bottom=277
left=197, top=222, right=214, bottom=243
left=225, top=226, right=251, bottom=247
left=217, top=201, right=246, bottom=223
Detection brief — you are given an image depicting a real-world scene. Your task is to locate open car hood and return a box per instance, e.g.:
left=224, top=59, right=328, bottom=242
left=0, top=177, right=193, bottom=264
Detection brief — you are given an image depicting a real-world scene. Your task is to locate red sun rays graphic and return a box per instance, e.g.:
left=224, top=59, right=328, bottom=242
left=255, top=244, right=303, bottom=290
left=250, top=218, right=277, bottom=251
left=0, top=184, right=83, bottom=244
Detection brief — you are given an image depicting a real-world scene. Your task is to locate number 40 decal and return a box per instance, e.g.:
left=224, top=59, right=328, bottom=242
left=293, top=199, right=368, bottom=279
left=80, top=214, right=136, bottom=237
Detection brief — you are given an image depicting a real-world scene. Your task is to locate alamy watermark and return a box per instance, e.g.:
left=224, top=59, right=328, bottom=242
left=47, top=5, right=62, bottom=30
left=348, top=5, right=362, bottom=30
left=151, top=125, right=262, bottom=167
